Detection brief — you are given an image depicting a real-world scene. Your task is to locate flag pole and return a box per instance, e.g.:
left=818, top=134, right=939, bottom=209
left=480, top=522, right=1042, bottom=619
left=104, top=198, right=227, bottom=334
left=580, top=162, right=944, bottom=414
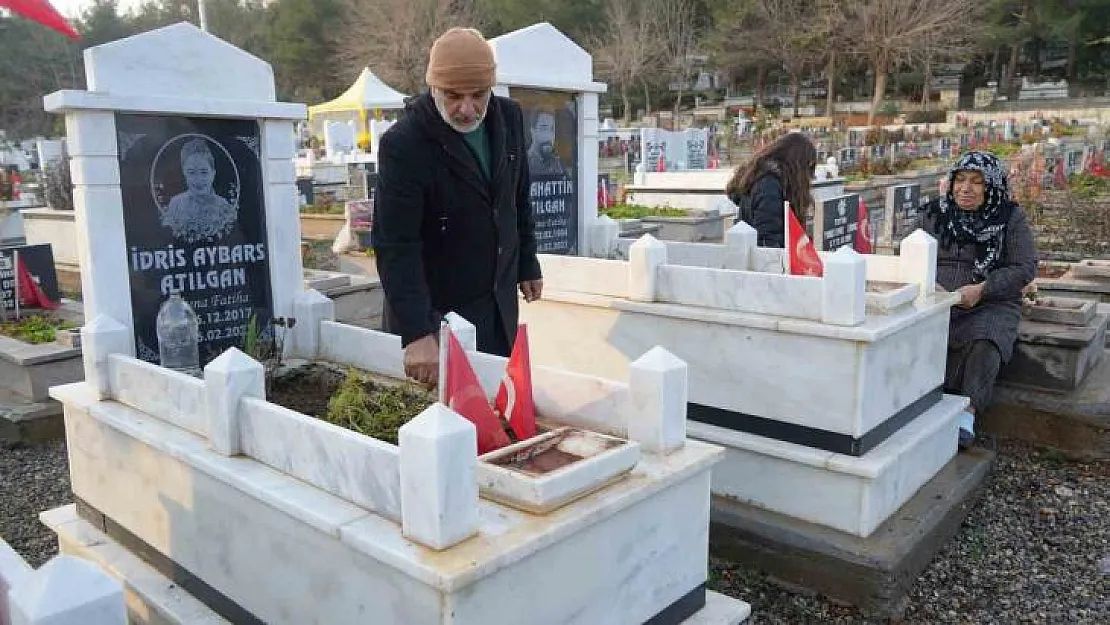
left=783, top=200, right=792, bottom=274
left=13, top=249, right=20, bottom=320
left=437, top=319, right=448, bottom=404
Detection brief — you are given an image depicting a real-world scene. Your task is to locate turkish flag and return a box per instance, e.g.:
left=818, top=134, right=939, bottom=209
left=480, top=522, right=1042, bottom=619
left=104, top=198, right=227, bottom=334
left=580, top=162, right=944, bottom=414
left=494, top=325, right=536, bottom=441
left=16, top=255, right=59, bottom=310
left=0, top=0, right=79, bottom=40
left=656, top=151, right=666, bottom=172
left=785, top=201, right=823, bottom=277
left=854, top=196, right=873, bottom=254
left=443, top=328, right=511, bottom=454
left=1055, top=156, right=1068, bottom=189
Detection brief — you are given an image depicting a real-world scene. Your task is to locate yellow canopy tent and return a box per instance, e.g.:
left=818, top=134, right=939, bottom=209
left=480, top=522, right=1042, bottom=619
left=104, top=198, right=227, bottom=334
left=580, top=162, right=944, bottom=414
left=308, top=68, right=409, bottom=149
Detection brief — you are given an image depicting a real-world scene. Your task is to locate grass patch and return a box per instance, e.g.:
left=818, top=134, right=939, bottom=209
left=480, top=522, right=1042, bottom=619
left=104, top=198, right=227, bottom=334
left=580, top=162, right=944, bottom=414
left=600, top=204, right=688, bottom=220
left=0, top=315, right=75, bottom=344
left=1068, top=173, right=1110, bottom=200
left=323, top=369, right=434, bottom=445
left=300, top=201, right=345, bottom=215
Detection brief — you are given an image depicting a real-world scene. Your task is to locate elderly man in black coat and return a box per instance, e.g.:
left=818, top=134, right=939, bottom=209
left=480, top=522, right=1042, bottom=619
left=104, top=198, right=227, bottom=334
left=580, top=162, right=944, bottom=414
left=372, top=27, right=543, bottom=386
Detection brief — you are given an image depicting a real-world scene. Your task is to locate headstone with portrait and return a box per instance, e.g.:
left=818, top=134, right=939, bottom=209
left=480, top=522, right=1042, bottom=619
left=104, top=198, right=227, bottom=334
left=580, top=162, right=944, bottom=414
left=45, top=22, right=307, bottom=369
left=513, top=88, right=579, bottom=254
left=886, top=183, right=923, bottom=244
left=0, top=244, right=61, bottom=315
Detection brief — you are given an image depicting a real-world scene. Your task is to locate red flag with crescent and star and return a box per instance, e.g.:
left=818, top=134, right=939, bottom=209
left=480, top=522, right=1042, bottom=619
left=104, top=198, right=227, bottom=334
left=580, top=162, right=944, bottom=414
left=494, top=325, right=536, bottom=441
left=442, top=328, right=511, bottom=454
left=785, top=201, right=823, bottom=277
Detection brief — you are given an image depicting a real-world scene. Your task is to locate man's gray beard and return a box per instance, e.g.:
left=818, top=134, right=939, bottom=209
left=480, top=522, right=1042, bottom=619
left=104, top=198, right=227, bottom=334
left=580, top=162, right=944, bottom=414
left=432, top=90, right=489, bottom=134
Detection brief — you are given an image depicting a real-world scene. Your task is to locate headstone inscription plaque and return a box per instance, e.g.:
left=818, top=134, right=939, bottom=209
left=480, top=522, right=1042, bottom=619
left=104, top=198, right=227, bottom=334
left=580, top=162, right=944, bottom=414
left=819, top=193, right=861, bottom=251
left=115, top=113, right=274, bottom=367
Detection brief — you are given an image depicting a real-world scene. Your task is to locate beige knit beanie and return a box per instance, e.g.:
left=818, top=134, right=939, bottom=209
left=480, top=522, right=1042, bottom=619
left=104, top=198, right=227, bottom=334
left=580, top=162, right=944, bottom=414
left=425, top=27, right=496, bottom=92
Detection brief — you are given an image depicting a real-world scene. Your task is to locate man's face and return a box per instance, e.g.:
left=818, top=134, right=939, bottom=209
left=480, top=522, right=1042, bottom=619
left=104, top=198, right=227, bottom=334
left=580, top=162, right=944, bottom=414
left=531, top=113, right=556, bottom=157
left=433, top=87, right=491, bottom=133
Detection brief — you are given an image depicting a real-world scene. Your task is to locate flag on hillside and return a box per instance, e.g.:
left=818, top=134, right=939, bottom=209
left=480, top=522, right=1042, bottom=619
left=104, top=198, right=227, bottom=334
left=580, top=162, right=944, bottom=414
left=0, top=0, right=79, bottom=39
left=494, top=325, right=536, bottom=441
left=1055, top=156, right=1068, bottom=189
left=656, top=150, right=666, bottom=172
left=854, top=196, right=873, bottom=254
left=441, top=326, right=510, bottom=454
left=15, top=254, right=59, bottom=310
left=785, top=201, right=823, bottom=277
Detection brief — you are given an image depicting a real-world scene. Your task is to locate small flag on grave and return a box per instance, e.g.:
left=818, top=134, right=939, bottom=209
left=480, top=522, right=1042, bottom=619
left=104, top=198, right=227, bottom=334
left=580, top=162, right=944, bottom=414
left=0, top=0, right=79, bottom=39
left=16, top=254, right=59, bottom=310
left=855, top=196, right=873, bottom=255
left=494, top=325, right=536, bottom=441
left=439, top=323, right=511, bottom=454
left=785, top=201, right=823, bottom=277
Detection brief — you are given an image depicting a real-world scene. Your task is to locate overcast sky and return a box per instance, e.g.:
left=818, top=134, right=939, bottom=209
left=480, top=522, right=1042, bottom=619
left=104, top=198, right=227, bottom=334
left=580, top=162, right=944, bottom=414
left=51, top=0, right=144, bottom=20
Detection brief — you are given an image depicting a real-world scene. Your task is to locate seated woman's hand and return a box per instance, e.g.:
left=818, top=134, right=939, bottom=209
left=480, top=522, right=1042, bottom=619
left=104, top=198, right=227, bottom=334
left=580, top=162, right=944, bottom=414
left=956, top=282, right=985, bottom=308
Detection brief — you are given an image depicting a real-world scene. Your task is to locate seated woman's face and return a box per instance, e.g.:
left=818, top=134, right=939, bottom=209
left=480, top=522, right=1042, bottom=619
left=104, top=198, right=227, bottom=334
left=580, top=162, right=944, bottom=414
left=952, top=170, right=985, bottom=211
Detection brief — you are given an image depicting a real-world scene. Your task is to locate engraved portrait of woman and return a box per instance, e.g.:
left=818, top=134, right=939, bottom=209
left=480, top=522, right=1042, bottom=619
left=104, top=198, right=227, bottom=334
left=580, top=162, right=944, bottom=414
left=160, top=138, right=238, bottom=243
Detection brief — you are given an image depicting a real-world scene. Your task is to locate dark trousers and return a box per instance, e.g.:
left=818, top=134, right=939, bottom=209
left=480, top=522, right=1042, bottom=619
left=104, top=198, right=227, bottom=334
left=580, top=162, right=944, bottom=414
left=944, top=340, right=1002, bottom=413
left=381, top=300, right=512, bottom=357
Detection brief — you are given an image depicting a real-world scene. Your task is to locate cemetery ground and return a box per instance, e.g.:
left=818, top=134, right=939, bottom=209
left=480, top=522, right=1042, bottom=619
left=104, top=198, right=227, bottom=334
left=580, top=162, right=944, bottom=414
left=2, top=416, right=1107, bottom=623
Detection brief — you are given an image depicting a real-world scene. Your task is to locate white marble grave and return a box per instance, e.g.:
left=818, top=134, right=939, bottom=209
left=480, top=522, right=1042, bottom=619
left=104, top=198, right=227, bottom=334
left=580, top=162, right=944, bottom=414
left=40, top=23, right=750, bottom=625
left=521, top=222, right=966, bottom=536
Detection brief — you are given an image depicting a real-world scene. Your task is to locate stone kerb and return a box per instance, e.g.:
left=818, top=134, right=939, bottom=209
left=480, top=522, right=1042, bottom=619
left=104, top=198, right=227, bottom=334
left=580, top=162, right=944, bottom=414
left=7, top=555, right=126, bottom=625
left=44, top=22, right=308, bottom=368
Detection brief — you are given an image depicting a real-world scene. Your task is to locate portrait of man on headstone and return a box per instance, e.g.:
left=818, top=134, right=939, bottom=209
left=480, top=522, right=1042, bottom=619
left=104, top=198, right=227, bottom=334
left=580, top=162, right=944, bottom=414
left=157, top=136, right=239, bottom=244
left=527, top=110, right=567, bottom=176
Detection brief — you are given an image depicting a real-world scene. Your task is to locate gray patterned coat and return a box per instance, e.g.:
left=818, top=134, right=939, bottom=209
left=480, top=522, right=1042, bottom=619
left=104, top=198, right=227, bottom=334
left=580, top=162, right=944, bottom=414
left=923, top=204, right=1038, bottom=362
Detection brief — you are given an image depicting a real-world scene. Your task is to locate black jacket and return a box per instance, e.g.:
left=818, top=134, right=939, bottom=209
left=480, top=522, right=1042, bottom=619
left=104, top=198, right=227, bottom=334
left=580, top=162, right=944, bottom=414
left=372, top=92, right=542, bottom=356
left=731, top=172, right=786, bottom=248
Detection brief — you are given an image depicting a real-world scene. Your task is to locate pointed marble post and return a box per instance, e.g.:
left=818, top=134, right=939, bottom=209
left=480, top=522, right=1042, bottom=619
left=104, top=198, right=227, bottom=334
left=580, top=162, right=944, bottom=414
left=398, top=403, right=479, bottom=550
left=9, top=555, right=126, bottom=625
left=291, top=288, right=335, bottom=359
left=204, top=347, right=264, bottom=456
left=899, top=229, right=938, bottom=302
left=589, top=215, right=620, bottom=259
left=79, top=315, right=132, bottom=400
left=723, top=221, right=757, bottom=271
left=628, top=347, right=688, bottom=454
left=628, top=234, right=667, bottom=302
left=444, top=312, right=477, bottom=352
left=821, top=247, right=867, bottom=326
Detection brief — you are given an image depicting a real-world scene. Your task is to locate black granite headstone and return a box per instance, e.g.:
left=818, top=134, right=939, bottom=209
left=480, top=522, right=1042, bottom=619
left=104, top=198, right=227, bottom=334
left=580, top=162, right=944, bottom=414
left=820, top=193, right=860, bottom=251
left=0, top=244, right=61, bottom=313
left=115, top=114, right=274, bottom=367
left=891, top=184, right=923, bottom=239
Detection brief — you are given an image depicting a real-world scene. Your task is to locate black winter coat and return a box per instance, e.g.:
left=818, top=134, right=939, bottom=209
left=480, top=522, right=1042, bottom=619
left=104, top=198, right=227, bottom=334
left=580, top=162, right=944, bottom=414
left=372, top=92, right=542, bottom=356
left=731, top=173, right=787, bottom=248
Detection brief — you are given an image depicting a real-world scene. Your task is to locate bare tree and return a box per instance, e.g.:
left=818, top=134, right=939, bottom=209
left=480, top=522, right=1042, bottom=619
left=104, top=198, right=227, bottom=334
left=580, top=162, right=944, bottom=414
left=336, top=0, right=484, bottom=95
left=649, top=0, right=703, bottom=120
left=739, top=0, right=826, bottom=118
left=842, top=0, right=980, bottom=125
left=589, top=0, right=656, bottom=124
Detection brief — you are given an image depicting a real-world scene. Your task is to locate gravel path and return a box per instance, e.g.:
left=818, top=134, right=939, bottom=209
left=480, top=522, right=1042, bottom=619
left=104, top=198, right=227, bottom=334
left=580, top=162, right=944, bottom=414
left=0, top=440, right=71, bottom=569
left=710, top=440, right=1110, bottom=624
left=2, top=439, right=1107, bottom=623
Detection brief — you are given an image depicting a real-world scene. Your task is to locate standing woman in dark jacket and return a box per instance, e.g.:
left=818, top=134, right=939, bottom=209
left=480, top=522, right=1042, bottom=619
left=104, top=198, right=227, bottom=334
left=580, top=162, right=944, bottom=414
left=923, top=151, right=1037, bottom=448
left=725, top=132, right=818, bottom=247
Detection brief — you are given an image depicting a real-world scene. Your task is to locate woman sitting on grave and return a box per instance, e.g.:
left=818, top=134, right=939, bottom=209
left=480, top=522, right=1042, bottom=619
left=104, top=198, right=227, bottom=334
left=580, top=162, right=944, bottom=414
left=163, top=138, right=237, bottom=244
left=924, top=151, right=1037, bottom=449
left=725, top=132, right=817, bottom=247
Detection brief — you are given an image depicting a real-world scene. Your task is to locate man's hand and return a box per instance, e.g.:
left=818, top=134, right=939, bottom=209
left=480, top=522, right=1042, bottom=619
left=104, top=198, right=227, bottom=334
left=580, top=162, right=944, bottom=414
left=520, top=279, right=543, bottom=303
left=403, top=334, right=439, bottom=387
left=956, top=282, right=985, bottom=309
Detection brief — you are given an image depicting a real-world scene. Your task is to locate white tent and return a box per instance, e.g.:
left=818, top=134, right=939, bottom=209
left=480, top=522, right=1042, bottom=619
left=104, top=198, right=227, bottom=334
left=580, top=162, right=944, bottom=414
left=307, top=68, right=409, bottom=144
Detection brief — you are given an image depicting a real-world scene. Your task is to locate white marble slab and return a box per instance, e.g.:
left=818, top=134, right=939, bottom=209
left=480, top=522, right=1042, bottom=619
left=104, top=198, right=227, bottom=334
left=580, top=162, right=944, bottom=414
left=656, top=264, right=824, bottom=321
left=108, top=353, right=207, bottom=437
left=318, top=320, right=405, bottom=379
left=51, top=381, right=728, bottom=624
left=685, top=591, right=752, bottom=624
left=691, top=394, right=967, bottom=537
left=537, top=254, right=629, bottom=297
left=239, top=397, right=403, bottom=521
left=521, top=294, right=952, bottom=438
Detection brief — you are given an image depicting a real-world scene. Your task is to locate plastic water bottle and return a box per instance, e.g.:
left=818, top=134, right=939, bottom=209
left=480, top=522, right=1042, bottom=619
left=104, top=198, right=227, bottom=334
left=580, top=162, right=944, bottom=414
left=156, top=292, right=201, bottom=377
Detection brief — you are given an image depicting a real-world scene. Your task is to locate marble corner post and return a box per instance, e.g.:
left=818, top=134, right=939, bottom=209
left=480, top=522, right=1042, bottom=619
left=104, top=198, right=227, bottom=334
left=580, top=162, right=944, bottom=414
left=444, top=312, right=477, bottom=352
left=261, top=119, right=305, bottom=348
left=204, top=347, right=264, bottom=456
left=398, top=404, right=479, bottom=550
left=578, top=92, right=600, bottom=257
left=589, top=215, right=620, bottom=259
left=80, top=315, right=133, bottom=400
left=628, top=234, right=667, bottom=302
left=724, top=221, right=757, bottom=271
left=821, top=247, right=867, bottom=326
left=8, top=555, right=126, bottom=625
left=290, top=289, right=335, bottom=359
left=63, top=111, right=135, bottom=354
left=628, top=347, right=688, bottom=454
left=899, top=230, right=938, bottom=301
